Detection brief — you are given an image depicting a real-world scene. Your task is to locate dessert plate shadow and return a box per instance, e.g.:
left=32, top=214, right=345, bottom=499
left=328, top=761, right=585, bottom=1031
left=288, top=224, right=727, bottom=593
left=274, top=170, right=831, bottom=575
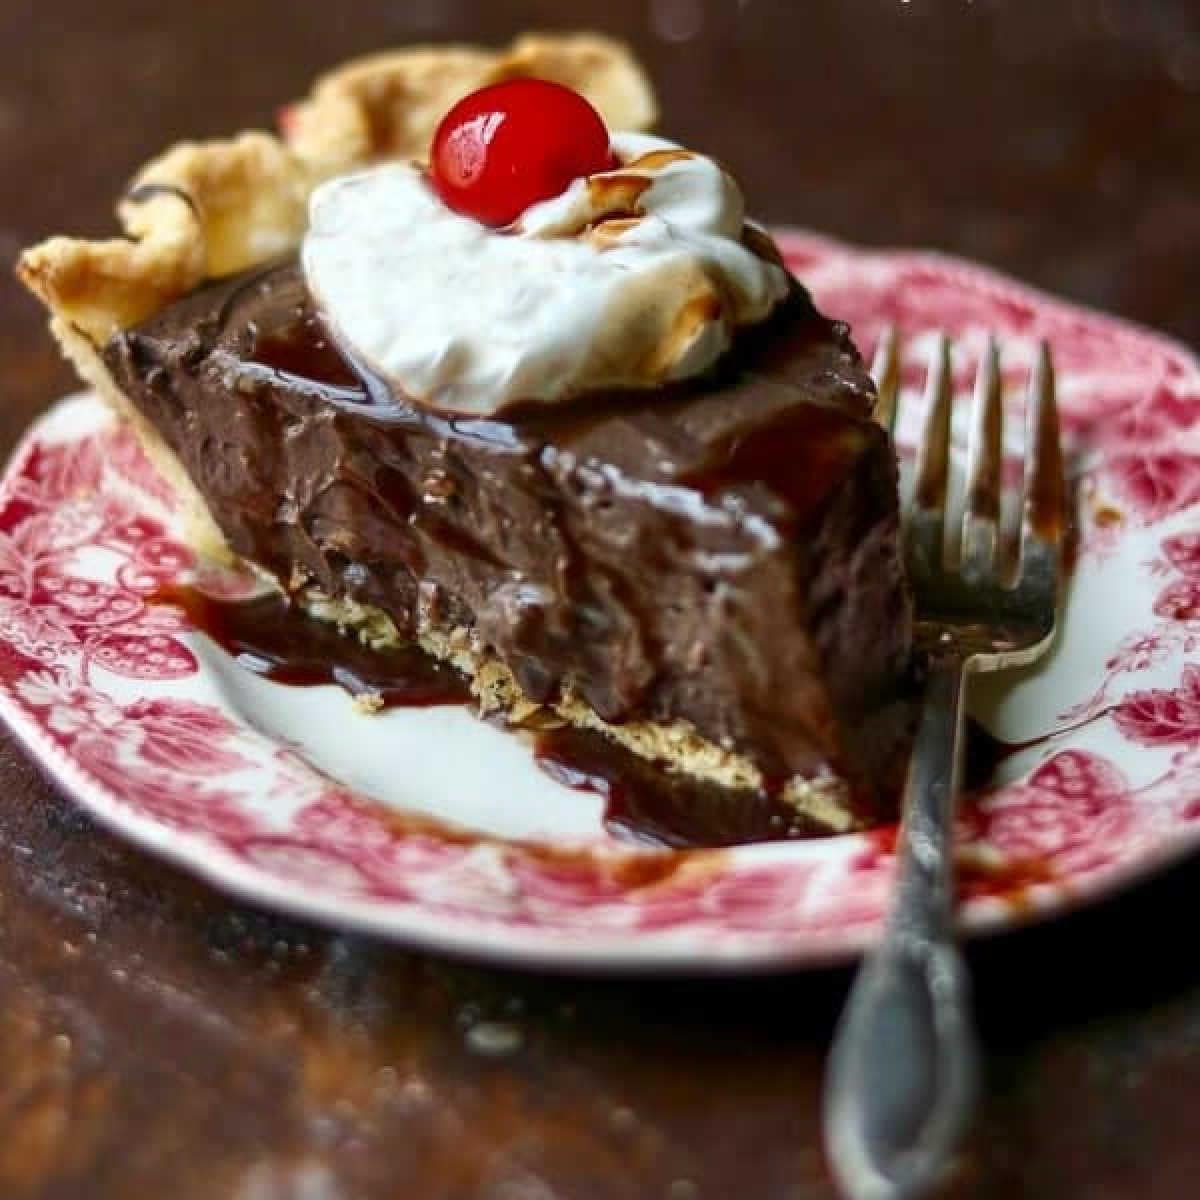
left=1, top=231, right=1197, bottom=972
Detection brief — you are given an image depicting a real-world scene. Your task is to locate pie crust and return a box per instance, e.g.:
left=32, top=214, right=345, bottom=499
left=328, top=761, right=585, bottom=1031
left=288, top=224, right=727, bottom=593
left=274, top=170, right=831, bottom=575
left=17, top=34, right=656, bottom=344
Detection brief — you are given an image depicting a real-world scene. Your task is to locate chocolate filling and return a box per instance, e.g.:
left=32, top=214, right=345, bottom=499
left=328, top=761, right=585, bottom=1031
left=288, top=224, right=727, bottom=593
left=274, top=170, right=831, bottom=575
left=103, top=259, right=914, bottom=813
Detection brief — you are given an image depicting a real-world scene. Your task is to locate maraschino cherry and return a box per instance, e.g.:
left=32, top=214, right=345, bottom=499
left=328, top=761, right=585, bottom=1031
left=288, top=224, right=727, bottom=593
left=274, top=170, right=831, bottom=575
left=430, top=79, right=614, bottom=227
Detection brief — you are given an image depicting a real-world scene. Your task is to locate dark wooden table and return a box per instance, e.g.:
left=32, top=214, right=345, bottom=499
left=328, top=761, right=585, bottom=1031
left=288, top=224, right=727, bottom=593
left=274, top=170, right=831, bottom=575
left=2, top=3, right=1199, bottom=1197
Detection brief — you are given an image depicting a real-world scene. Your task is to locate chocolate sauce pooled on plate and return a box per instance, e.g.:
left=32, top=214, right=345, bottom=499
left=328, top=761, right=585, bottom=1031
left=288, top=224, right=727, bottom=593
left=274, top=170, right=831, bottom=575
left=157, top=586, right=470, bottom=707
left=533, top=725, right=830, bottom=848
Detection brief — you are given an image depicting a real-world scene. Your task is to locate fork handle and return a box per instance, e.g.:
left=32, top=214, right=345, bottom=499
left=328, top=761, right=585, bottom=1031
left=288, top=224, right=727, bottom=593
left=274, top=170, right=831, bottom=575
left=824, top=661, right=980, bottom=1200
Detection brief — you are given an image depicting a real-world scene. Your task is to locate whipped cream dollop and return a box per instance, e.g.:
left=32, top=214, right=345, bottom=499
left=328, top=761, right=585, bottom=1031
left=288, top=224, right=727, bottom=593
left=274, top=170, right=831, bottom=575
left=301, top=133, right=791, bottom=416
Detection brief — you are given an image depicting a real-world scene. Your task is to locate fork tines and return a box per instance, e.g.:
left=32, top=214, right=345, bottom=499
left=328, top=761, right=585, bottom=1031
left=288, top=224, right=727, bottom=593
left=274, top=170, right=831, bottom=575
left=1023, top=343, right=1067, bottom=547
left=909, top=334, right=954, bottom=579
left=872, top=328, right=1065, bottom=597
left=869, top=326, right=900, bottom=434
left=961, top=338, right=1003, bottom=580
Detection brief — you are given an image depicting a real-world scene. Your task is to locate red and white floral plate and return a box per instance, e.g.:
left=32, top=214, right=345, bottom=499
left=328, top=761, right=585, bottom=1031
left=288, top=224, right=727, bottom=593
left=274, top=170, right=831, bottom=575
left=1, top=231, right=1197, bottom=971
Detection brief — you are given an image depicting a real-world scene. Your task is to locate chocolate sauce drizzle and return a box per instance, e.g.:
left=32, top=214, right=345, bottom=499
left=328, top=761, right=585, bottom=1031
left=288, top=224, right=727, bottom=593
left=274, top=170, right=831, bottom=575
left=533, top=726, right=827, bottom=849
left=162, top=587, right=817, bottom=848
left=157, top=587, right=470, bottom=708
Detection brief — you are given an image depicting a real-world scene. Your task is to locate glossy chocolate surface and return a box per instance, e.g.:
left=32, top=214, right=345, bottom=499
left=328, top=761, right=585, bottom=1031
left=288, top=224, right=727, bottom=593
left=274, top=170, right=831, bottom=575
left=156, top=586, right=472, bottom=708
left=104, top=259, right=913, bottom=798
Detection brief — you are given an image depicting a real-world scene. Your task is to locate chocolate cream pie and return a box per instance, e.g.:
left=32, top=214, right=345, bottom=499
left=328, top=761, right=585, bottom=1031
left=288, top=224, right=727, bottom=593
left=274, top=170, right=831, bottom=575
left=18, top=34, right=914, bottom=835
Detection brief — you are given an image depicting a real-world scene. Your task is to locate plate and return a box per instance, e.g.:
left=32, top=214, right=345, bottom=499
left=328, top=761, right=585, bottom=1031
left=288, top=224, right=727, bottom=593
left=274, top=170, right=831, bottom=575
left=1, top=231, right=1197, bottom=971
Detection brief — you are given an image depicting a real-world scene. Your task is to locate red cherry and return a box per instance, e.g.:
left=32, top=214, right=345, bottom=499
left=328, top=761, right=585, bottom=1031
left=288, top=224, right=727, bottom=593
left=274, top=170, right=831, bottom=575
left=430, top=79, right=613, bottom=227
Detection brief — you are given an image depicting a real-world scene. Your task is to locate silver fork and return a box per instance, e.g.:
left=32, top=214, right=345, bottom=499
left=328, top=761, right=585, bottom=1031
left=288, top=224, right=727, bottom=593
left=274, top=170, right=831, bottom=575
left=823, top=330, right=1066, bottom=1200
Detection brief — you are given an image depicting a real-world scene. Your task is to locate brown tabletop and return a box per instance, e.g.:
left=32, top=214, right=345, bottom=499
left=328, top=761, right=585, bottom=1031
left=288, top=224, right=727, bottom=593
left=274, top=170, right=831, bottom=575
left=2, top=3, right=1199, bottom=1198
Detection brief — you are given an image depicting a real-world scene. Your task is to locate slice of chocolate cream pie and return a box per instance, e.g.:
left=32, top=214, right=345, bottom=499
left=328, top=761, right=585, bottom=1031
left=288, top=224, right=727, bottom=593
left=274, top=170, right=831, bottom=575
left=18, top=34, right=914, bottom=833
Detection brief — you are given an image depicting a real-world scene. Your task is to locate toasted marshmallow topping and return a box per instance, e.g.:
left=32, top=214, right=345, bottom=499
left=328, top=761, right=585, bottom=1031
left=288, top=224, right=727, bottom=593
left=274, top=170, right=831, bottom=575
left=301, top=133, right=790, bottom=415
